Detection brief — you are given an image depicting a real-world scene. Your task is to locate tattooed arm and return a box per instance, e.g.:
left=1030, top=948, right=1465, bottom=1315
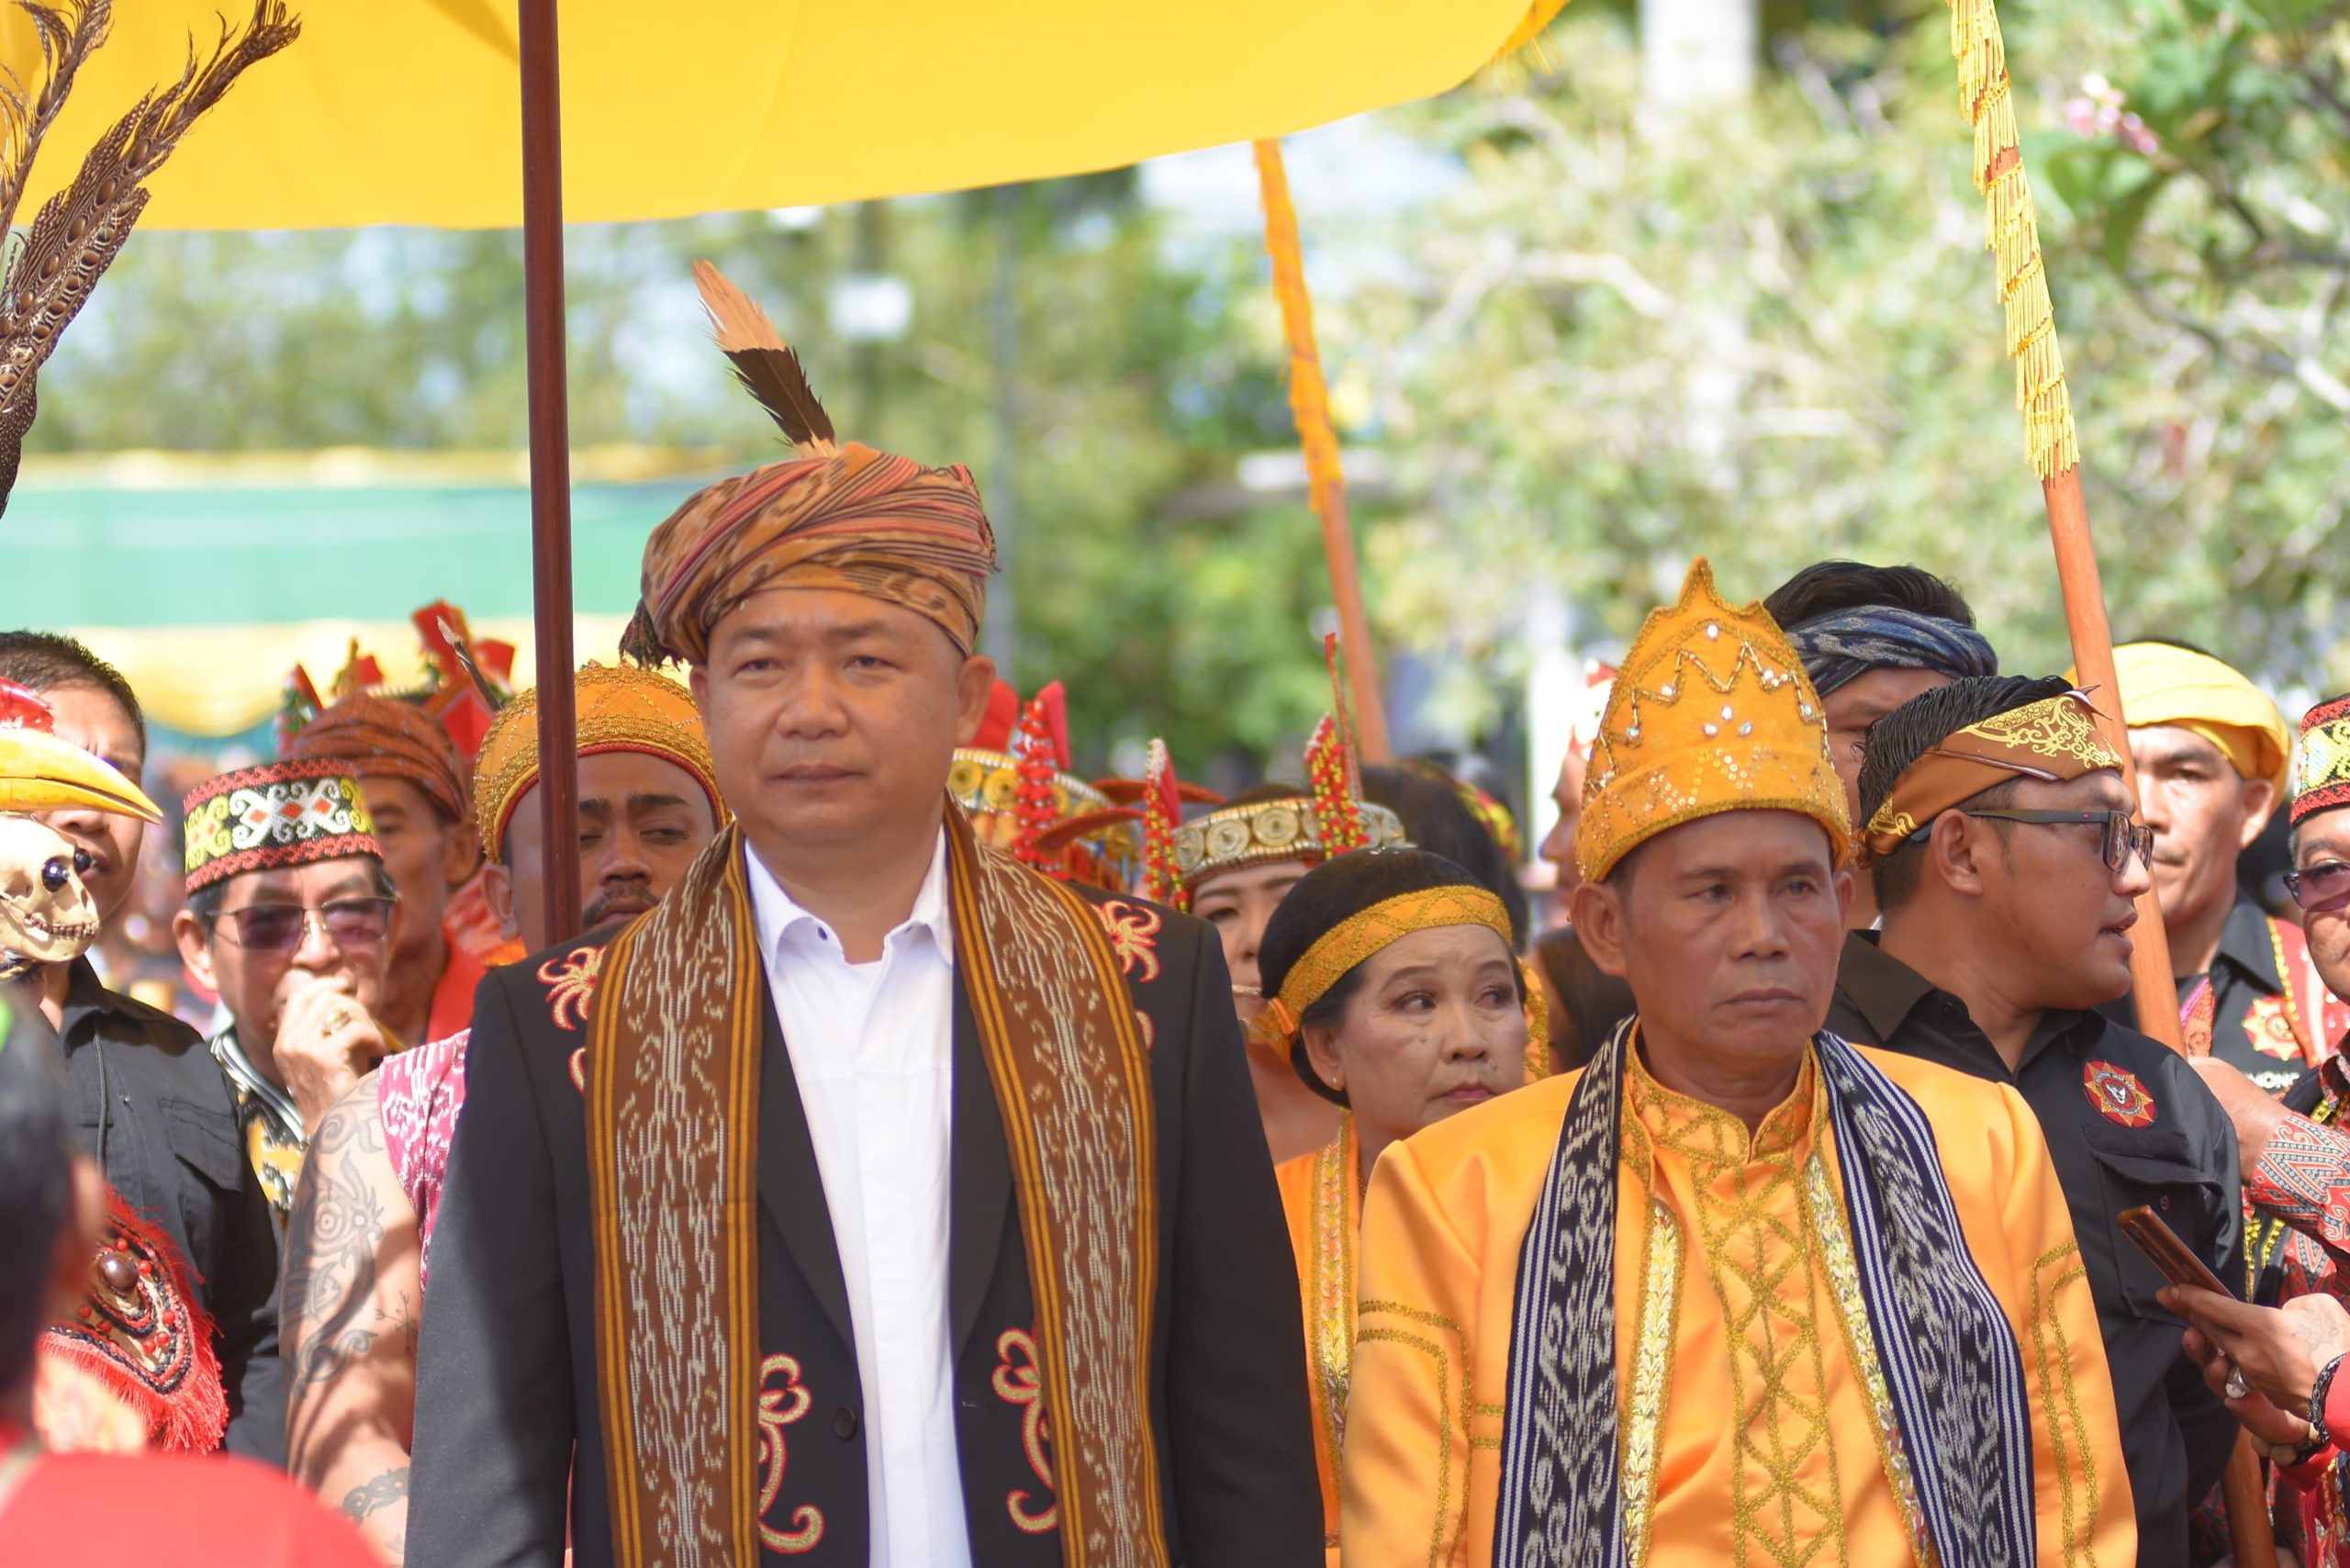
left=282, top=1070, right=420, bottom=1566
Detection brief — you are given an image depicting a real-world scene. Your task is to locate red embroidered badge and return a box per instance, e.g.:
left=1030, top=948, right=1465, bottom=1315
left=2244, top=993, right=2307, bottom=1062
left=991, top=1327, right=1059, bottom=1534
left=755, top=1353, right=824, bottom=1552
left=536, top=946, right=604, bottom=1032
left=1092, top=901, right=1162, bottom=983
left=2084, top=1060, right=2156, bottom=1128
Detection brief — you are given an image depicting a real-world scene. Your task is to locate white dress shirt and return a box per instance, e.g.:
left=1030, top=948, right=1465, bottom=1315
left=746, top=831, right=970, bottom=1568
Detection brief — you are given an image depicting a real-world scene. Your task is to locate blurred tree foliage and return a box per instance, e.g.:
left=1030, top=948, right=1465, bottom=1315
left=28, top=0, right=2348, bottom=774
left=1332, top=1, right=2346, bottom=713
left=32, top=186, right=1340, bottom=778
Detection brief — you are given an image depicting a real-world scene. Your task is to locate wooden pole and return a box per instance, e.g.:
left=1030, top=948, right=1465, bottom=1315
left=1252, top=139, right=1393, bottom=763
left=1949, top=0, right=2272, bottom=1552
left=519, top=0, right=581, bottom=946
left=2042, top=466, right=2181, bottom=1047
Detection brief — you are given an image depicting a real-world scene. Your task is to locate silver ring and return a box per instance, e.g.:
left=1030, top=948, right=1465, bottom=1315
left=2224, top=1365, right=2251, bottom=1400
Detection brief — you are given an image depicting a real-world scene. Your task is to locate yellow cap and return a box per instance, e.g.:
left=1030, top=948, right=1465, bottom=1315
left=473, top=664, right=727, bottom=861
left=1576, top=559, right=1851, bottom=883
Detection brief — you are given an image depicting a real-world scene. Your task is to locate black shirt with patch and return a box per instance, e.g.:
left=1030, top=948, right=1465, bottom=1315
left=49, top=957, right=285, bottom=1462
left=1830, top=932, right=2241, bottom=1568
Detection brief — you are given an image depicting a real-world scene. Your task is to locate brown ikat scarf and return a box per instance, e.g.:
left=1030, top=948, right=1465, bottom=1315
left=586, top=805, right=1165, bottom=1568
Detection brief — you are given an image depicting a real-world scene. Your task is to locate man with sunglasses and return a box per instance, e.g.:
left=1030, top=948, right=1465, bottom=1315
left=1828, top=675, right=2241, bottom=1568
left=173, top=761, right=401, bottom=1223
left=2137, top=694, right=2350, bottom=1566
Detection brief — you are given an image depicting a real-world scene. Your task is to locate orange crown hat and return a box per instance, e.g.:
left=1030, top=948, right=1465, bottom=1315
left=472, top=664, right=728, bottom=863
left=626, top=263, right=995, bottom=667
left=1575, top=559, right=1851, bottom=884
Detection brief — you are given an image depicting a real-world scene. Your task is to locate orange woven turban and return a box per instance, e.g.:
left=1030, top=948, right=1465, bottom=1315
left=287, top=693, right=472, bottom=827
left=629, top=443, right=997, bottom=667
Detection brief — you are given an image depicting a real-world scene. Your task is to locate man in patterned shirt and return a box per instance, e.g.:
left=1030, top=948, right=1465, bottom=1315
left=2160, top=693, right=2350, bottom=1564
left=278, top=665, right=722, bottom=1562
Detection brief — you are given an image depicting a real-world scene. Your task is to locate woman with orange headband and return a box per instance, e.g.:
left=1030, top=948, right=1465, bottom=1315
left=1254, top=847, right=1546, bottom=1562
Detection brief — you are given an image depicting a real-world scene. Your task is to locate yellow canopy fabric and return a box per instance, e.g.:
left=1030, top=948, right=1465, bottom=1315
left=4, top=0, right=1543, bottom=230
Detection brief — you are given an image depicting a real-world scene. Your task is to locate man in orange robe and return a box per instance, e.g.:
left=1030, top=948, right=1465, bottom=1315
left=1340, top=560, right=2133, bottom=1568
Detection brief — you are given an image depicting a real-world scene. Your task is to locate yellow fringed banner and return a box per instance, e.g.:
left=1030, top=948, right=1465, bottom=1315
left=1488, top=0, right=1574, bottom=68
left=1254, top=140, right=1348, bottom=526
left=1945, top=0, right=2080, bottom=479
left=1252, top=137, right=1393, bottom=763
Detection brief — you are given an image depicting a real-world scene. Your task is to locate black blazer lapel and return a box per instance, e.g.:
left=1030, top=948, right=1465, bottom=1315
left=948, top=973, right=1013, bottom=1355
left=755, top=985, right=857, bottom=1353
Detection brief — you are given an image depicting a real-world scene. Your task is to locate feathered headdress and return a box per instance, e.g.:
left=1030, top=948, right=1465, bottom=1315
left=691, top=258, right=837, bottom=456
left=1011, top=684, right=1067, bottom=871
left=0, top=0, right=302, bottom=515
left=1138, top=739, right=1183, bottom=905
left=1307, top=633, right=1370, bottom=854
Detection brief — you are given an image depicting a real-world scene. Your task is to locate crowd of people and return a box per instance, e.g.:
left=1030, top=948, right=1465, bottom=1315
left=6, top=271, right=2350, bottom=1568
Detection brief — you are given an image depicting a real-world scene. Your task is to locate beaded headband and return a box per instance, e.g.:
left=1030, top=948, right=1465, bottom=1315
left=184, top=761, right=380, bottom=895
left=2293, top=694, right=2350, bottom=827
left=1173, top=795, right=1407, bottom=895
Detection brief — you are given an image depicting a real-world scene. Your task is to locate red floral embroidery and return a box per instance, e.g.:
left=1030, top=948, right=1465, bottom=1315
left=567, top=1048, right=587, bottom=1095
left=2084, top=1060, right=2156, bottom=1128
left=1092, top=901, right=1162, bottom=983
left=536, top=946, right=605, bottom=1032
left=990, top=1327, right=1059, bottom=1535
left=756, top=1353, right=824, bottom=1553
left=1133, top=1009, right=1154, bottom=1052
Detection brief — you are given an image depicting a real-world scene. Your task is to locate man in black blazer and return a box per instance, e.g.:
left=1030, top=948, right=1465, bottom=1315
left=408, top=308, right=1317, bottom=1568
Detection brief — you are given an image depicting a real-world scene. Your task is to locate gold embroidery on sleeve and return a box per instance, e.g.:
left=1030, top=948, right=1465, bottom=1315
left=1622, top=1197, right=1683, bottom=1568
left=2028, top=1241, right=2099, bottom=1568
left=1307, top=1123, right=1359, bottom=1509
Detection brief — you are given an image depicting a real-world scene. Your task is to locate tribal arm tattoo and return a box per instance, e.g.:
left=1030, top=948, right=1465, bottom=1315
left=340, top=1466, right=409, bottom=1564
left=282, top=1070, right=422, bottom=1564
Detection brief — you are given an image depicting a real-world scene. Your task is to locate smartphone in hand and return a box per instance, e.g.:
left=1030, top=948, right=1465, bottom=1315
left=2120, top=1204, right=2232, bottom=1298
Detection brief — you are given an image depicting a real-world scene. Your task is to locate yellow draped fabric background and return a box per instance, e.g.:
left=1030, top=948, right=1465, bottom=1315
left=0, top=0, right=1544, bottom=230
left=70, top=615, right=635, bottom=736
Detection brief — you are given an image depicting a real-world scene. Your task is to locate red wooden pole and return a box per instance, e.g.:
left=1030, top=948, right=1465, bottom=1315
left=2042, top=467, right=2181, bottom=1048
left=519, top=0, right=580, bottom=945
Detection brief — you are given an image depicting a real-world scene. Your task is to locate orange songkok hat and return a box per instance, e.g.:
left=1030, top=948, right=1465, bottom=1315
left=472, top=664, right=729, bottom=862
left=1861, top=689, right=2122, bottom=858
left=1576, top=559, right=1850, bottom=883
left=628, top=263, right=995, bottom=667
left=286, top=691, right=473, bottom=828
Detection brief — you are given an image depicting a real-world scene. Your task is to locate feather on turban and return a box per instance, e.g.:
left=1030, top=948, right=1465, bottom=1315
left=628, top=262, right=995, bottom=667
left=630, top=444, right=994, bottom=666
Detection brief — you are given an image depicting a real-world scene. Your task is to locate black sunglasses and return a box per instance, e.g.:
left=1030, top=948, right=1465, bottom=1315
left=1912, top=809, right=2155, bottom=873
left=2285, top=862, right=2350, bottom=916
left=212, top=896, right=397, bottom=954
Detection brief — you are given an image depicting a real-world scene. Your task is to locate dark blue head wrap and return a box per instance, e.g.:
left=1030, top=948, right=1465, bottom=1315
left=1784, top=608, right=1998, bottom=696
